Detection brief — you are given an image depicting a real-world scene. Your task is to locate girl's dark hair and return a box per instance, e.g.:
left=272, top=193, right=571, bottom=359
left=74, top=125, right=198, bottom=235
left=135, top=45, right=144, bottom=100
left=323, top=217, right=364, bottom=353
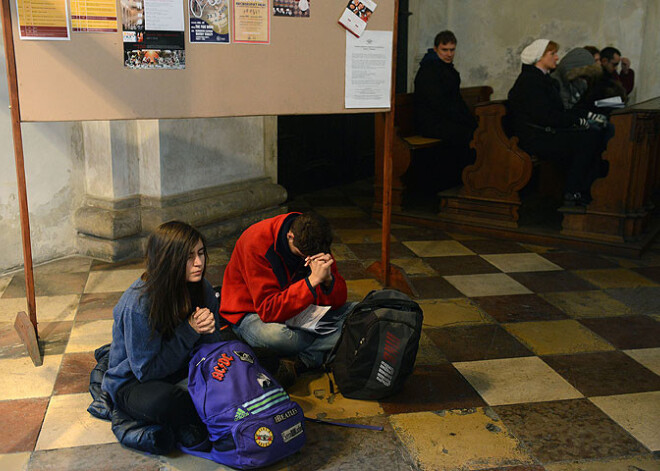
left=141, top=221, right=207, bottom=338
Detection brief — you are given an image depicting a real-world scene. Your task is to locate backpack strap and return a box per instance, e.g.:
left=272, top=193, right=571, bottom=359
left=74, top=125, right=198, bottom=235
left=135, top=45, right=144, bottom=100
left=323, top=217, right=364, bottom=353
left=304, top=416, right=383, bottom=431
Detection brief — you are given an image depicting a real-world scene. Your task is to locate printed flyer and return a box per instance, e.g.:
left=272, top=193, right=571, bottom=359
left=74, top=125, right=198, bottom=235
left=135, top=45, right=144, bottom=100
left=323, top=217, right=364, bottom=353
left=121, top=0, right=185, bottom=68
left=15, top=0, right=70, bottom=40
left=71, top=0, right=118, bottom=32
left=189, top=0, right=230, bottom=43
left=273, top=0, right=309, bottom=18
left=345, top=30, right=392, bottom=108
left=232, top=0, right=270, bottom=44
left=338, top=0, right=376, bottom=38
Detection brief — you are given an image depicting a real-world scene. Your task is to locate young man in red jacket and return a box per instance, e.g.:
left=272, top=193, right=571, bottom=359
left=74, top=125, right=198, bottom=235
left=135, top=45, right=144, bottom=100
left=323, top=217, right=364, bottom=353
left=220, top=212, right=352, bottom=373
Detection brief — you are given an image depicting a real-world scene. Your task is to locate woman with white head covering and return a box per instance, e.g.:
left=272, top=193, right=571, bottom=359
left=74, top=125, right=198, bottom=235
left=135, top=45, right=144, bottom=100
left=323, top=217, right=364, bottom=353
left=507, top=39, right=607, bottom=207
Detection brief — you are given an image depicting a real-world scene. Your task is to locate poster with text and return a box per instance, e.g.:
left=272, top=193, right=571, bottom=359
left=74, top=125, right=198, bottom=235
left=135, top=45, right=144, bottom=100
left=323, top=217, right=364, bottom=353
left=16, top=0, right=70, bottom=40
left=71, top=0, right=118, bottom=32
left=345, top=30, right=392, bottom=108
left=190, top=0, right=230, bottom=43
left=273, top=0, right=309, bottom=18
left=122, top=0, right=185, bottom=68
left=232, top=0, right=270, bottom=44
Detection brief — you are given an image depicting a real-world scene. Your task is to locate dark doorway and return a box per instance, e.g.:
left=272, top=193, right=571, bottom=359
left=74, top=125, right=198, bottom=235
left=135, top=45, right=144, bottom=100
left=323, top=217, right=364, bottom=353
left=277, top=0, right=409, bottom=198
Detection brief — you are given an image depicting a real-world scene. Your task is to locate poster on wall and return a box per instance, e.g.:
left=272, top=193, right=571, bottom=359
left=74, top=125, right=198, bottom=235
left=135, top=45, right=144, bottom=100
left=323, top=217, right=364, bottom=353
left=345, top=30, right=392, bottom=108
left=15, top=0, right=70, bottom=40
left=338, top=0, right=376, bottom=38
left=232, top=0, right=270, bottom=44
left=189, top=0, right=230, bottom=43
left=71, top=0, right=118, bottom=32
left=273, top=0, right=309, bottom=18
left=121, top=0, right=185, bottom=68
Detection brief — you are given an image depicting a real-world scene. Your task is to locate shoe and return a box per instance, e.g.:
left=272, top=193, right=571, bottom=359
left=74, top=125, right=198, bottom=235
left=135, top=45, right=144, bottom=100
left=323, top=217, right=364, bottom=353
left=176, top=422, right=210, bottom=450
left=563, top=192, right=590, bottom=207
left=293, top=357, right=313, bottom=376
left=274, top=359, right=298, bottom=390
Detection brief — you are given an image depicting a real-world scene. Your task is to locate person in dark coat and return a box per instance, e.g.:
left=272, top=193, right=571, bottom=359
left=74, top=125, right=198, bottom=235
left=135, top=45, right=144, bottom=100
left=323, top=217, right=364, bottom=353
left=507, top=39, right=608, bottom=206
left=408, top=30, right=477, bottom=196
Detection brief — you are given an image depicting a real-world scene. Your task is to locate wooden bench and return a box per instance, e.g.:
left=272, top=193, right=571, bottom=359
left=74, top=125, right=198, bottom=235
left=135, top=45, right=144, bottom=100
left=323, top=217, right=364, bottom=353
left=439, top=100, right=565, bottom=228
left=439, top=101, right=534, bottom=227
left=374, top=87, right=493, bottom=210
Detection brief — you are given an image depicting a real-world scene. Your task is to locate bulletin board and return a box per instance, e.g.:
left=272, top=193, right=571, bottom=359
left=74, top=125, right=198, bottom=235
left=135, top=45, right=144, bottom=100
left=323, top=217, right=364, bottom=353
left=10, top=0, right=394, bottom=122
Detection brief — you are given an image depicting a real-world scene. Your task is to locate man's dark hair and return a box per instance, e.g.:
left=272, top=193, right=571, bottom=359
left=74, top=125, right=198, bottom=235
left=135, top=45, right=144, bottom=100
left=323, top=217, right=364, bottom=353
left=290, top=212, right=333, bottom=256
left=600, top=46, right=621, bottom=61
left=583, top=45, right=599, bottom=57
left=434, top=30, right=457, bottom=47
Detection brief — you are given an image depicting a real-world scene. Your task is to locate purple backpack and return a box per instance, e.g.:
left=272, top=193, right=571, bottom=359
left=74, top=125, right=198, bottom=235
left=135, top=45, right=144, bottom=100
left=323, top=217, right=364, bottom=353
left=183, top=340, right=305, bottom=469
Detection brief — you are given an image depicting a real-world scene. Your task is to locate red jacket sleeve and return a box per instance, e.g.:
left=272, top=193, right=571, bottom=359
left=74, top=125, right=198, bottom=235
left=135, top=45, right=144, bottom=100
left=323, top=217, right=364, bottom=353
left=242, top=251, right=347, bottom=324
left=315, top=260, right=348, bottom=309
left=241, top=248, right=315, bottom=323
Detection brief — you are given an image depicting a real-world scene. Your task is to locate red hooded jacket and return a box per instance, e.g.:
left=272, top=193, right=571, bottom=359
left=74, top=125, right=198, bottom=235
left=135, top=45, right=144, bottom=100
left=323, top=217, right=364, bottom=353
left=219, top=213, right=348, bottom=325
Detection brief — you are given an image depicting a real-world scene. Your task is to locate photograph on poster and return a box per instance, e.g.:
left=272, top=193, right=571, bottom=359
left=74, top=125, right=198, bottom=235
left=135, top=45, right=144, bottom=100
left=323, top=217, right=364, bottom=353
left=190, top=0, right=230, bottom=43
left=338, top=0, right=376, bottom=37
left=121, top=0, right=185, bottom=68
left=273, top=0, right=309, bottom=18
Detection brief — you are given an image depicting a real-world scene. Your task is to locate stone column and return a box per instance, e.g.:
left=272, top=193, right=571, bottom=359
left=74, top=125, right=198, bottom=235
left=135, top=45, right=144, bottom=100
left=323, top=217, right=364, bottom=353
left=75, top=117, right=286, bottom=261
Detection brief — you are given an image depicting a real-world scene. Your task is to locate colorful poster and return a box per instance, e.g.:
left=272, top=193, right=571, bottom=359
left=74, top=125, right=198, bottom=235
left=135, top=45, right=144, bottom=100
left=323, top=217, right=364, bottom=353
left=232, top=0, right=270, bottom=44
left=15, top=0, right=70, bottom=40
left=189, top=0, right=230, bottom=43
left=273, top=0, right=309, bottom=18
left=71, top=0, right=118, bottom=32
left=121, top=0, right=185, bottom=69
left=338, top=0, right=376, bottom=38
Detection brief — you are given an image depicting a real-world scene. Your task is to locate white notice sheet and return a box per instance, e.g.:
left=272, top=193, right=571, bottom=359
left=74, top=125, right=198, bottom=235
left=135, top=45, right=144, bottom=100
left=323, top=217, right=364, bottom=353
left=144, top=0, right=184, bottom=31
left=345, top=30, right=392, bottom=109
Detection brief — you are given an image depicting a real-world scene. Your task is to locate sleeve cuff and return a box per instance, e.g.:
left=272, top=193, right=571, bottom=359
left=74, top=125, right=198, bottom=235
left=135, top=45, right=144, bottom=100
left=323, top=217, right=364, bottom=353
left=305, top=277, right=318, bottom=300
left=320, top=275, right=335, bottom=295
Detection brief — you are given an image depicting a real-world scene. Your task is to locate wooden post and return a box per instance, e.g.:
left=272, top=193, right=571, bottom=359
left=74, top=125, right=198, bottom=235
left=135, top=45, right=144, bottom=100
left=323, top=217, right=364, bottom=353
left=367, top=0, right=415, bottom=297
left=1, top=0, right=42, bottom=366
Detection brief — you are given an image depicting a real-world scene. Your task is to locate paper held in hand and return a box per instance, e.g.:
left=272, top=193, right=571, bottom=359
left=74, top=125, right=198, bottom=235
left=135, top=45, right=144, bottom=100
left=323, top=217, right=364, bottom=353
left=285, top=305, right=339, bottom=335
left=595, top=96, right=625, bottom=108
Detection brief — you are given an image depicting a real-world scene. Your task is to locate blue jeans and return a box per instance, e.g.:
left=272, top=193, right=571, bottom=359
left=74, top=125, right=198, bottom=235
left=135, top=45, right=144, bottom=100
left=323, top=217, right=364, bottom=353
left=233, top=302, right=356, bottom=368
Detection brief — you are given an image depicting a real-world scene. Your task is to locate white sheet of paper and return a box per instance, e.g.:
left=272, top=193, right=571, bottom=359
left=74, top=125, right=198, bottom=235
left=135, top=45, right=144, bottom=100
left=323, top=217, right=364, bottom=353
left=345, top=30, right=392, bottom=109
left=285, top=305, right=332, bottom=333
left=145, top=0, right=185, bottom=31
left=595, top=96, right=625, bottom=108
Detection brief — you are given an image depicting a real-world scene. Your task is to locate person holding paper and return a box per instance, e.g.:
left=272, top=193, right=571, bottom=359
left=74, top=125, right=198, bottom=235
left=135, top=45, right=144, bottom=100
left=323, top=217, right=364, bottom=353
left=508, top=39, right=608, bottom=207
left=219, top=212, right=352, bottom=375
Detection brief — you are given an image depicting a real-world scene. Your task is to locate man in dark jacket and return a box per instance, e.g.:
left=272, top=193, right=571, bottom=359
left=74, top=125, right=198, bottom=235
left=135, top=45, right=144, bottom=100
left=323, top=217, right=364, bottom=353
left=411, top=30, right=477, bottom=192
left=508, top=39, right=607, bottom=206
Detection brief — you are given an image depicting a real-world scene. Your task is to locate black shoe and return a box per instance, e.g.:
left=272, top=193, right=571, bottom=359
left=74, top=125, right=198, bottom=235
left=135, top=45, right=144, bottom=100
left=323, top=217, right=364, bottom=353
left=293, top=357, right=313, bottom=376
left=176, top=423, right=210, bottom=450
left=563, top=192, right=590, bottom=207
left=274, top=360, right=298, bottom=389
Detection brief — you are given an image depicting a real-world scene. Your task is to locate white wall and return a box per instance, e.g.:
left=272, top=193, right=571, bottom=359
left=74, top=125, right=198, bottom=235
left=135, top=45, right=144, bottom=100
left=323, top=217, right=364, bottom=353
left=407, top=0, right=657, bottom=101
left=1, top=42, right=85, bottom=272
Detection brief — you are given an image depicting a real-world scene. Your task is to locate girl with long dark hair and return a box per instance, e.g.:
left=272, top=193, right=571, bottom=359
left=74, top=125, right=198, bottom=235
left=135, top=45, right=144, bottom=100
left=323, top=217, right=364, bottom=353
left=102, top=221, right=225, bottom=450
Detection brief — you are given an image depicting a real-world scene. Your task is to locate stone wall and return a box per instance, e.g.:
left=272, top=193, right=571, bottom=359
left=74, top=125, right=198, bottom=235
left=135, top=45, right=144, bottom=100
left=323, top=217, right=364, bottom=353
left=408, top=0, right=658, bottom=102
left=1, top=35, right=283, bottom=272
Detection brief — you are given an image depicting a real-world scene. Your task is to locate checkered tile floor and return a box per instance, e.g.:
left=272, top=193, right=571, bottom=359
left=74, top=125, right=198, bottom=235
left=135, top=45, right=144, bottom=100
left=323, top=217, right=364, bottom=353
left=1, top=183, right=659, bottom=470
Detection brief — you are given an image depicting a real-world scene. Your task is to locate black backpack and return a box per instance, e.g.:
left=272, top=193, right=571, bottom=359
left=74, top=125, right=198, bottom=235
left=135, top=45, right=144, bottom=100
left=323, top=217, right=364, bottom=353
left=326, top=289, right=423, bottom=400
